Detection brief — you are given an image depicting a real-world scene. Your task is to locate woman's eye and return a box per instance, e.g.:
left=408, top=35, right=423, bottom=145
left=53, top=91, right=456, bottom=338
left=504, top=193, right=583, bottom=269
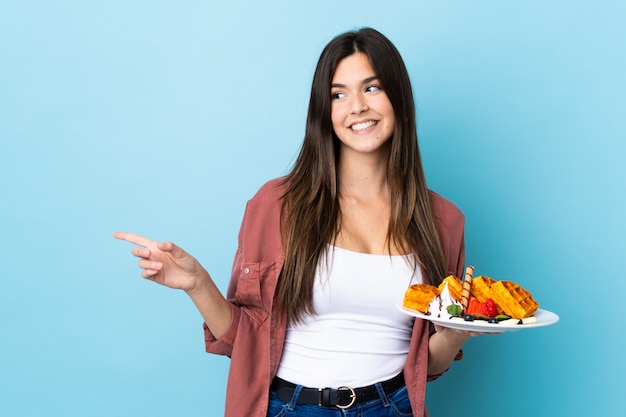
left=365, top=85, right=381, bottom=93
left=332, top=92, right=345, bottom=100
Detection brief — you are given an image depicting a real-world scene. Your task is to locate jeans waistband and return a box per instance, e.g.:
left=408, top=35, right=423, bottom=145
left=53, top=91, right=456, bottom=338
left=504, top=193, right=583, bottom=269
left=270, top=372, right=405, bottom=409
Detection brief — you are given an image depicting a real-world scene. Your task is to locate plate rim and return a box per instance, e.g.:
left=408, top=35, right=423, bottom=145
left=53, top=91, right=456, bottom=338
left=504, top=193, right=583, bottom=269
left=396, top=305, right=559, bottom=332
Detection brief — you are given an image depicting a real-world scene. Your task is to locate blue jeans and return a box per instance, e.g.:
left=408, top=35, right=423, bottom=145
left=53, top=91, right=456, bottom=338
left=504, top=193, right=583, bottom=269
left=267, top=384, right=412, bottom=417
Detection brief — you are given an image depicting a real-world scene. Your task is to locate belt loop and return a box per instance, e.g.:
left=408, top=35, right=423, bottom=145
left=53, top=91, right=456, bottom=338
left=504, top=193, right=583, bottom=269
left=374, top=382, right=391, bottom=407
left=287, top=385, right=303, bottom=411
left=322, top=387, right=331, bottom=407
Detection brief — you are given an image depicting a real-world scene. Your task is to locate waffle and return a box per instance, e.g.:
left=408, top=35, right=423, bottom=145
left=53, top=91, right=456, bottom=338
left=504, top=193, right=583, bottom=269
left=489, top=280, right=538, bottom=318
left=471, top=276, right=496, bottom=303
left=437, top=275, right=464, bottom=303
left=404, top=284, right=439, bottom=313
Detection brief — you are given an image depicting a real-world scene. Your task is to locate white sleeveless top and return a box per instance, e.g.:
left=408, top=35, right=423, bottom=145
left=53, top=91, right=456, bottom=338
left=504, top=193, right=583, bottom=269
left=275, top=245, right=422, bottom=387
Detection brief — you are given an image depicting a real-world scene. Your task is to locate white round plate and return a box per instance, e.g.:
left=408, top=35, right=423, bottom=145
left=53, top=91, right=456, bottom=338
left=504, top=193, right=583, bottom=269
left=396, top=305, right=559, bottom=333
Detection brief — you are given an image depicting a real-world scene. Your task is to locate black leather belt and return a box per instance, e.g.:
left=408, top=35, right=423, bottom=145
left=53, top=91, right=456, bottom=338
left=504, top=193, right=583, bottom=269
left=271, top=372, right=405, bottom=409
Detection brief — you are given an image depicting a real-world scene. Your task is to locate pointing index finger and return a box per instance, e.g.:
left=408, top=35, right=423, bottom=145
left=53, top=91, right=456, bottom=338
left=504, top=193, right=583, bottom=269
left=113, top=231, right=155, bottom=248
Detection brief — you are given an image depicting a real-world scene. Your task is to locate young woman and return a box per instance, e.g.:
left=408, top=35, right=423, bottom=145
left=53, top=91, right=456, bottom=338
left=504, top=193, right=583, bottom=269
left=115, top=28, right=477, bottom=417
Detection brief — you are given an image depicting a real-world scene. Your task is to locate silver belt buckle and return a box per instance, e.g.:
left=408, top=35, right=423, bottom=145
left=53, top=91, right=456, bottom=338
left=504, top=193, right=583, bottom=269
left=335, top=385, right=356, bottom=409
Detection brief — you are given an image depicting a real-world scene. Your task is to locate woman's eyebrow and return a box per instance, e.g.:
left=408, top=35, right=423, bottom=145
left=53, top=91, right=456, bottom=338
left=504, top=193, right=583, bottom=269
left=331, top=76, right=379, bottom=89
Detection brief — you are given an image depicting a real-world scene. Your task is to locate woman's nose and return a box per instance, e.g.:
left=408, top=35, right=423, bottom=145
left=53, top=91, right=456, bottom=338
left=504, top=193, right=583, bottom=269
left=350, top=94, right=368, bottom=114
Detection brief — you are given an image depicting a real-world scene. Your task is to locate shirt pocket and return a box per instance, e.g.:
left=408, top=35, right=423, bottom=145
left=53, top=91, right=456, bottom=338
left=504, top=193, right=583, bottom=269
left=235, top=262, right=277, bottom=325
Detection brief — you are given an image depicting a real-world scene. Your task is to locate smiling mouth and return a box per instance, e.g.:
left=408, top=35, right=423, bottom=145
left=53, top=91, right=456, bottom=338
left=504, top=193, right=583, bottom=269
left=350, top=120, right=377, bottom=131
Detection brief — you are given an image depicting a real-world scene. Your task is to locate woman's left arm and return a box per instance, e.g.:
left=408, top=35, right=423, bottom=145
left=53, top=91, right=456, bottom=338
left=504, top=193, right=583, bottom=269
left=427, top=325, right=480, bottom=375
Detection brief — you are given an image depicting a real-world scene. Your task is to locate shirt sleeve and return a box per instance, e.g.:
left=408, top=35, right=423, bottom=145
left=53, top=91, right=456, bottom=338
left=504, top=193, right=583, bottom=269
left=203, top=204, right=250, bottom=357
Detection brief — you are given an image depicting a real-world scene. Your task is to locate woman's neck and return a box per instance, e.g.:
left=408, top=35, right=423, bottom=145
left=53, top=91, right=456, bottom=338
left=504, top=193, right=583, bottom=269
left=335, top=148, right=400, bottom=255
left=337, top=148, right=389, bottom=199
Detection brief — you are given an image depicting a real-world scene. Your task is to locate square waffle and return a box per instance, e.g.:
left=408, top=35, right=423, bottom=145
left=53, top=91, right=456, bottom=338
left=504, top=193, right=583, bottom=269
left=403, top=284, right=439, bottom=313
left=489, top=280, right=539, bottom=318
left=470, top=276, right=496, bottom=303
left=437, top=275, right=464, bottom=303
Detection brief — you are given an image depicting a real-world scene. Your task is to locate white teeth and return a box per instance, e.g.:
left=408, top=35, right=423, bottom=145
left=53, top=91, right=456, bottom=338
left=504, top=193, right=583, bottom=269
left=351, top=120, right=376, bottom=131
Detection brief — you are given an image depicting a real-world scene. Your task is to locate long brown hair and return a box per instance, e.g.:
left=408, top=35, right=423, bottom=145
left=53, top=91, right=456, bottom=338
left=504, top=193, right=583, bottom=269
left=278, top=28, right=446, bottom=325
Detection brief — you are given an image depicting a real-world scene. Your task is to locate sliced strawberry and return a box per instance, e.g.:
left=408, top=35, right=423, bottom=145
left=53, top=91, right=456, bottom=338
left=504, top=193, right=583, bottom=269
left=484, top=298, right=498, bottom=318
left=466, top=297, right=479, bottom=315
left=474, top=302, right=491, bottom=318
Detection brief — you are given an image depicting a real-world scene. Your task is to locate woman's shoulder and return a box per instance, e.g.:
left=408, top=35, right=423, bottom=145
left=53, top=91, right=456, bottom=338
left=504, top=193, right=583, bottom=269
left=249, top=177, right=288, bottom=203
left=428, top=189, right=465, bottom=225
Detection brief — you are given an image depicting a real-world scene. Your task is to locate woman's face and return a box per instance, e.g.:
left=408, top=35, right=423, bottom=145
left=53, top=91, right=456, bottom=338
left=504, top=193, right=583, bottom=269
left=330, top=52, right=395, bottom=159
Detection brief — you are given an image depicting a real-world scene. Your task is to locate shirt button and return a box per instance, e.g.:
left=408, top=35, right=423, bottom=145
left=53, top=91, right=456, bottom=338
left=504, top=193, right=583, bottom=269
left=243, top=268, right=250, bottom=274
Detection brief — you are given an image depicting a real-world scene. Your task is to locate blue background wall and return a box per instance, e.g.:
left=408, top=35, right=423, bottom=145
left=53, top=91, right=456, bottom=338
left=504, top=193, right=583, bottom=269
left=1, top=1, right=624, bottom=416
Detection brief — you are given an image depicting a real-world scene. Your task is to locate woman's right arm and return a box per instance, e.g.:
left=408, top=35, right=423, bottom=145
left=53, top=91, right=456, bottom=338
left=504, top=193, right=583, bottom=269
left=113, top=231, right=232, bottom=340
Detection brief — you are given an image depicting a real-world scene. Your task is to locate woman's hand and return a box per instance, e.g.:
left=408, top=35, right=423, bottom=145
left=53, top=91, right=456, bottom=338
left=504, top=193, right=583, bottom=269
left=114, top=231, right=232, bottom=339
left=433, top=324, right=483, bottom=340
left=113, top=231, right=205, bottom=293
